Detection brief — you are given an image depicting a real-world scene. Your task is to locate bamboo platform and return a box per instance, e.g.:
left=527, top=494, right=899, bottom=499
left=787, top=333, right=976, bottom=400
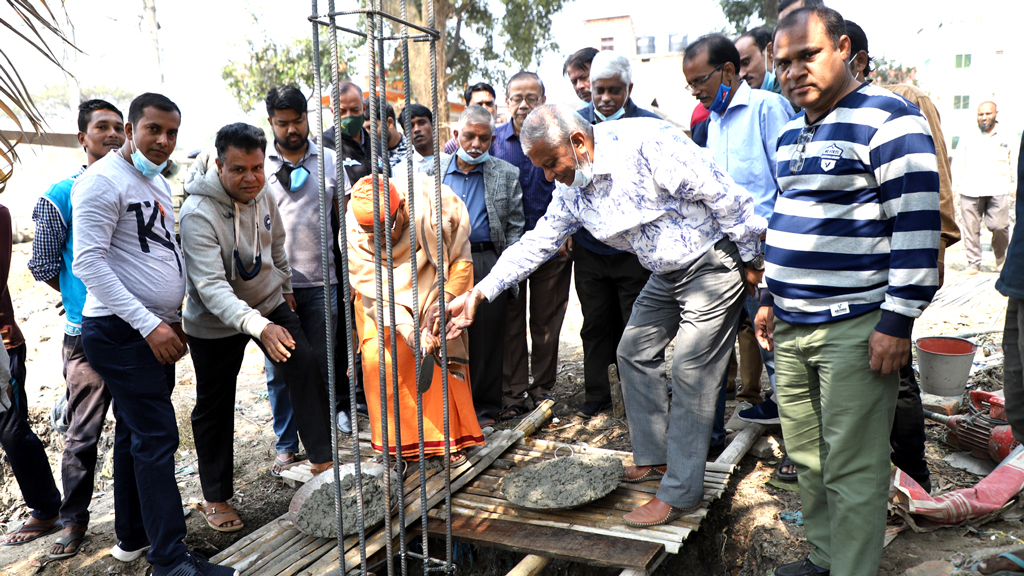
left=211, top=403, right=747, bottom=575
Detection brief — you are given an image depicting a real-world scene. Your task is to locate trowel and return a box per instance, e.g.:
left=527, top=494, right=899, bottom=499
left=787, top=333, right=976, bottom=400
left=418, top=349, right=438, bottom=393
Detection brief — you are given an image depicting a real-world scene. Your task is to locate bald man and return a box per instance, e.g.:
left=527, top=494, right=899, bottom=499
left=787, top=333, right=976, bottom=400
left=954, top=101, right=1019, bottom=274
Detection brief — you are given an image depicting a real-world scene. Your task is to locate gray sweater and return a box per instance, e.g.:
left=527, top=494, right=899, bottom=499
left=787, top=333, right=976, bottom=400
left=72, top=151, right=185, bottom=337
left=180, top=164, right=292, bottom=340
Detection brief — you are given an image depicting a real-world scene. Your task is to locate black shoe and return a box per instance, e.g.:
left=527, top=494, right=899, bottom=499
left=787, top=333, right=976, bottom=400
left=577, top=400, right=611, bottom=418
left=153, top=553, right=238, bottom=576
left=775, top=558, right=829, bottom=576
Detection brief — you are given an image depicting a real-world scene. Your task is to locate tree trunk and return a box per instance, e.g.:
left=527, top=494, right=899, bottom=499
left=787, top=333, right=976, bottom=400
left=381, top=0, right=451, bottom=142
left=141, top=0, right=163, bottom=88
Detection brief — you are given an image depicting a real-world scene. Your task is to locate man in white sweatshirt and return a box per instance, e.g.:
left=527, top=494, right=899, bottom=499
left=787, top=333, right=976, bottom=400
left=73, top=93, right=236, bottom=576
left=180, top=123, right=334, bottom=533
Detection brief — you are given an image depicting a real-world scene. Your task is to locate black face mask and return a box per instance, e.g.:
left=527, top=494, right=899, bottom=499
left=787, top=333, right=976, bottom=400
left=233, top=249, right=262, bottom=281
left=273, top=164, right=309, bottom=191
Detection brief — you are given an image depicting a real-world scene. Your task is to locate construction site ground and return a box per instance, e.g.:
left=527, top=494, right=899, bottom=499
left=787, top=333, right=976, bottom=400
left=1, top=235, right=1021, bottom=576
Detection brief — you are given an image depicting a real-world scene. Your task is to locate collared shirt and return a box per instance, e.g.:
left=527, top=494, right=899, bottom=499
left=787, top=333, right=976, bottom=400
left=767, top=82, right=940, bottom=339
left=29, top=166, right=87, bottom=334
left=443, top=157, right=491, bottom=243
left=476, top=119, right=766, bottom=301
left=266, top=139, right=340, bottom=287
left=953, top=123, right=1019, bottom=198
left=492, top=121, right=555, bottom=232
left=574, top=98, right=662, bottom=255
left=707, top=80, right=795, bottom=221
left=394, top=150, right=435, bottom=176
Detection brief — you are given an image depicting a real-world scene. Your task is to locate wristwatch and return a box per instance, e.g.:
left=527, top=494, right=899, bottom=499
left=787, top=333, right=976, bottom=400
left=743, top=253, right=765, bottom=271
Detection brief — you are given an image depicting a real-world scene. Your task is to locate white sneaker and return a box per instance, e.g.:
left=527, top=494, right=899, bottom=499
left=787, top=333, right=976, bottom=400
left=336, top=410, right=352, bottom=434
left=111, top=541, right=150, bottom=562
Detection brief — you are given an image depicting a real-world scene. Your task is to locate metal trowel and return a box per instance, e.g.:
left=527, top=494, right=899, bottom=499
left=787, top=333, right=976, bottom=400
left=418, top=350, right=438, bottom=393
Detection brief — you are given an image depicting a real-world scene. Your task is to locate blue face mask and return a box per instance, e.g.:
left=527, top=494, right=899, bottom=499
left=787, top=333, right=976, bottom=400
left=130, top=136, right=167, bottom=179
left=275, top=165, right=309, bottom=192
left=456, top=147, right=489, bottom=165
left=760, top=70, right=777, bottom=91
left=708, top=82, right=732, bottom=115
left=569, top=139, right=593, bottom=188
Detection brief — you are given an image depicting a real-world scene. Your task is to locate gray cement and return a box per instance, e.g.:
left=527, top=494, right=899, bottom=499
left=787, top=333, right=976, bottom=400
left=292, top=469, right=399, bottom=538
left=502, top=454, right=624, bottom=510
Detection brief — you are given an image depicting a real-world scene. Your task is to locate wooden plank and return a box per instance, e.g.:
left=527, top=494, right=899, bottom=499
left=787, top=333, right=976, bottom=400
left=507, top=555, right=552, bottom=576
left=426, top=515, right=665, bottom=572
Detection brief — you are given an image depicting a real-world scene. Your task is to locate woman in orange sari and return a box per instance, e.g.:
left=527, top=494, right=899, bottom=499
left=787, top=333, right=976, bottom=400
left=347, top=174, right=484, bottom=462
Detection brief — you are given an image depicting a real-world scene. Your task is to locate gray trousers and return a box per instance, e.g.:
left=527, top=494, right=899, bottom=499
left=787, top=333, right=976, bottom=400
left=617, top=239, right=744, bottom=508
left=960, top=195, right=1010, bottom=268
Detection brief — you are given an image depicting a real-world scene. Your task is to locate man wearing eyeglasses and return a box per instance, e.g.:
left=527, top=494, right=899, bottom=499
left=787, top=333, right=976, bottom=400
left=182, top=123, right=335, bottom=533
left=754, top=7, right=940, bottom=576
left=683, top=32, right=794, bottom=455
left=263, top=85, right=352, bottom=470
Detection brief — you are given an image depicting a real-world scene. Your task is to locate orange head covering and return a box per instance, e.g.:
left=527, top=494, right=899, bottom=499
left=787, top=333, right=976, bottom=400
left=351, top=175, right=401, bottom=226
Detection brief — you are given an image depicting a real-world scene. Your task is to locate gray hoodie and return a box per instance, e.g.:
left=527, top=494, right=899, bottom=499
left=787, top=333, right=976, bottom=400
left=180, top=163, right=292, bottom=340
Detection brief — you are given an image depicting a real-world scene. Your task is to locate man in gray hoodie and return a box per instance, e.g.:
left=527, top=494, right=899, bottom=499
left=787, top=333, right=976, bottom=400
left=180, top=123, right=333, bottom=533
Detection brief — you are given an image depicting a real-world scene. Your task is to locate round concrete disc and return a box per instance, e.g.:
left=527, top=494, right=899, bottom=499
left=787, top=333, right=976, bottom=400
left=502, top=454, right=624, bottom=510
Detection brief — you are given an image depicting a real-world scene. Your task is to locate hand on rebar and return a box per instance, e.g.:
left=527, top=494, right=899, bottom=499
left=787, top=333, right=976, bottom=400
left=262, top=324, right=296, bottom=363
left=754, top=306, right=775, bottom=351
left=444, top=288, right=486, bottom=340
left=868, top=331, right=910, bottom=377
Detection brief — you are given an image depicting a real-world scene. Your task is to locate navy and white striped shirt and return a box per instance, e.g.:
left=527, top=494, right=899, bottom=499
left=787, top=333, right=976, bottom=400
left=764, top=82, right=941, bottom=339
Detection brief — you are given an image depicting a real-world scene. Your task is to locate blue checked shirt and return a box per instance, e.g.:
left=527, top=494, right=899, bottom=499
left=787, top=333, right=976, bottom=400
left=477, top=119, right=767, bottom=301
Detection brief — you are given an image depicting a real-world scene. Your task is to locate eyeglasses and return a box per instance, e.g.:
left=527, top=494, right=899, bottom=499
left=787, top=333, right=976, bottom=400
left=685, top=64, right=723, bottom=92
left=508, top=95, right=541, bottom=106
left=789, top=124, right=818, bottom=174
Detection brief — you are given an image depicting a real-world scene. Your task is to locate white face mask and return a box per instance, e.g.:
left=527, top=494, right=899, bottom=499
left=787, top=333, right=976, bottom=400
left=568, top=138, right=593, bottom=188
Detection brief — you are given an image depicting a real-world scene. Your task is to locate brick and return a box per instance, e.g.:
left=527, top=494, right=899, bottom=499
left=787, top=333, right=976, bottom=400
left=902, top=560, right=956, bottom=576
left=749, top=434, right=785, bottom=459
left=921, top=392, right=961, bottom=416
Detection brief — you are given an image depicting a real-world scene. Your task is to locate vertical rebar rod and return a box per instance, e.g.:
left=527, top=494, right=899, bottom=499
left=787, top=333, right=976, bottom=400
left=424, top=0, right=455, bottom=570
left=312, top=3, right=349, bottom=574
left=326, top=0, right=369, bottom=572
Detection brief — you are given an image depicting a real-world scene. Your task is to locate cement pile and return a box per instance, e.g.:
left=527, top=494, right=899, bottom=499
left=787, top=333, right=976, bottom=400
left=290, top=465, right=398, bottom=538
left=502, top=454, right=624, bottom=510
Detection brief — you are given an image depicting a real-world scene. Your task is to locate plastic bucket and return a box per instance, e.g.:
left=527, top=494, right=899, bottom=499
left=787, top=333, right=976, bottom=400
left=915, top=336, right=977, bottom=397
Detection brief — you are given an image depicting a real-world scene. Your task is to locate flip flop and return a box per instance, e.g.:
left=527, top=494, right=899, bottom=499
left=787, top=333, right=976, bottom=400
left=271, top=454, right=302, bottom=478
left=775, top=455, right=798, bottom=482
left=972, top=551, right=1024, bottom=575
left=1, top=519, right=61, bottom=546
left=449, top=452, right=468, bottom=468
left=47, top=530, right=87, bottom=560
left=200, top=502, right=244, bottom=533
left=498, top=405, right=528, bottom=422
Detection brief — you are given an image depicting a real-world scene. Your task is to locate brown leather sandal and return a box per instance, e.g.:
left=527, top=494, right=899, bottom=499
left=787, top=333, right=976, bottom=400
left=200, top=502, right=244, bottom=533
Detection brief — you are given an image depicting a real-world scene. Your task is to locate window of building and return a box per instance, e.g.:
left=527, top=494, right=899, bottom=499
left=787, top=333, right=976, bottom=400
left=951, top=136, right=960, bottom=150
left=955, top=54, right=972, bottom=68
left=953, top=95, right=971, bottom=110
left=601, top=37, right=614, bottom=51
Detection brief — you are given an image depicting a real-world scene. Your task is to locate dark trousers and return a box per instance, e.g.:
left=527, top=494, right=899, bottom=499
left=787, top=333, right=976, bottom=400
left=890, top=362, right=929, bottom=485
left=59, top=333, right=112, bottom=527
left=572, top=246, right=650, bottom=404
left=468, top=249, right=508, bottom=423
left=190, top=303, right=332, bottom=502
left=1005, top=298, right=1024, bottom=443
left=0, top=341, right=61, bottom=521
left=503, top=254, right=572, bottom=408
left=82, top=315, right=186, bottom=567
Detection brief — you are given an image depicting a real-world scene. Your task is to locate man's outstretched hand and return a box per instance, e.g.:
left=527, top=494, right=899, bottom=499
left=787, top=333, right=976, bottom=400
left=442, top=288, right=487, bottom=340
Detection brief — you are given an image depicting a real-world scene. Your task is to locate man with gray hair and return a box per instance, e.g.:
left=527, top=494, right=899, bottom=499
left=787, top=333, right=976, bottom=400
left=445, top=104, right=767, bottom=526
left=428, top=105, right=524, bottom=426
left=571, top=52, right=659, bottom=418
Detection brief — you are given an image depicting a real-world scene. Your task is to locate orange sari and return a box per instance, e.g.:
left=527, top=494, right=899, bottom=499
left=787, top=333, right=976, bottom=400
left=348, top=175, right=483, bottom=458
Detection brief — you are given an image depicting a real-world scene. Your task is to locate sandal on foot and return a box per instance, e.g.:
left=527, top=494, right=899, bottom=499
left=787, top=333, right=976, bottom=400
left=271, top=454, right=302, bottom=478
left=973, top=551, right=1024, bottom=575
left=498, top=405, right=528, bottom=422
left=47, top=529, right=87, bottom=560
left=532, top=395, right=554, bottom=409
left=775, top=455, right=798, bottom=482
left=310, top=461, right=334, bottom=476
left=1, top=518, right=61, bottom=546
left=623, top=465, right=666, bottom=483
left=449, top=452, right=468, bottom=468
left=200, top=502, right=244, bottom=533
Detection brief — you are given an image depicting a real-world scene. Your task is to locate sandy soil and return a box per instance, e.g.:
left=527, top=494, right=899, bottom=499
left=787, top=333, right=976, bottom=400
left=0, top=234, right=1019, bottom=576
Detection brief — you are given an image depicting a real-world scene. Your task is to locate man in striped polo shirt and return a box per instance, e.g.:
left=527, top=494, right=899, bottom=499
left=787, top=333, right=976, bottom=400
left=755, top=7, right=940, bottom=576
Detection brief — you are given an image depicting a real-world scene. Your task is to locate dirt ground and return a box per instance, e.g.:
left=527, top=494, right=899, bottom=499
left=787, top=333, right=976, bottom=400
left=1, top=234, right=1021, bottom=575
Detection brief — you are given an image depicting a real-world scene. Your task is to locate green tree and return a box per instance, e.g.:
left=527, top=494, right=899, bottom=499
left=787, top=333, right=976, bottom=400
left=719, top=0, right=779, bottom=34
left=0, top=1, right=76, bottom=191
left=31, top=84, right=136, bottom=122
left=872, top=57, right=917, bottom=86
left=221, top=33, right=361, bottom=113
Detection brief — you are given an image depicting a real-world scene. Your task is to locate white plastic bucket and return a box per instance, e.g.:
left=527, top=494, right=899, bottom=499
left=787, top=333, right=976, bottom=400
left=915, top=336, right=977, bottom=397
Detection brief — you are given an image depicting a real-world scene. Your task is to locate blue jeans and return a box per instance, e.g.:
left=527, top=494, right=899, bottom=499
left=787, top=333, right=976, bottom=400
left=713, top=294, right=776, bottom=445
left=82, top=315, right=186, bottom=567
left=266, top=285, right=338, bottom=454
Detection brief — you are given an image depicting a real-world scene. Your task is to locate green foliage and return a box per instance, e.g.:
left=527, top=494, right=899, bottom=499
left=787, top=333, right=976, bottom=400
left=31, top=84, right=135, bottom=122
left=872, top=57, right=917, bottom=86
left=719, top=0, right=778, bottom=34
left=221, top=34, right=361, bottom=113
left=445, top=0, right=567, bottom=92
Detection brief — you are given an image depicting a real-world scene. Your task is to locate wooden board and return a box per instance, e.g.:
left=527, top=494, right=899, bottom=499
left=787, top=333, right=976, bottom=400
left=423, top=515, right=665, bottom=572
